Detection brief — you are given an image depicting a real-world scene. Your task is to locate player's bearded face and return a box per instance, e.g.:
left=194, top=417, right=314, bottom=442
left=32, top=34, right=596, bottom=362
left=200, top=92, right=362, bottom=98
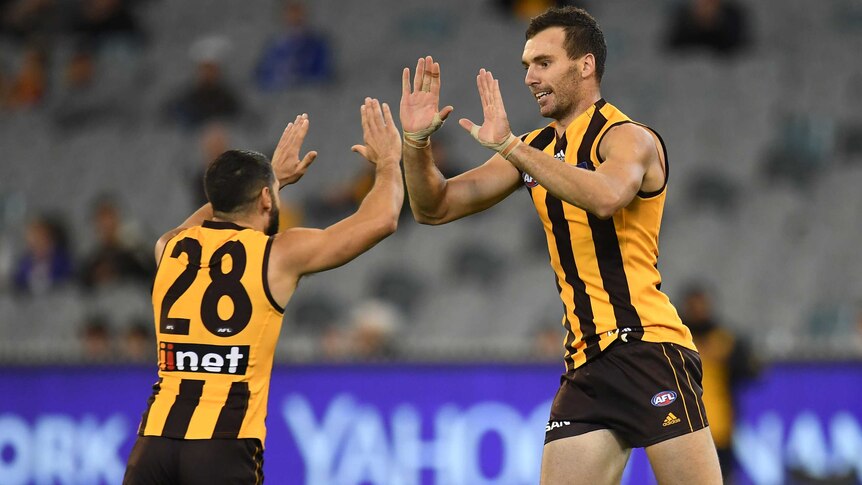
left=538, top=63, right=581, bottom=121
left=265, top=190, right=279, bottom=236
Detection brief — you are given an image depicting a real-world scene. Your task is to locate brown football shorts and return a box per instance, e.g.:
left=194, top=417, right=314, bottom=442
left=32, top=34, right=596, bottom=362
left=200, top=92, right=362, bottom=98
left=545, top=338, right=709, bottom=448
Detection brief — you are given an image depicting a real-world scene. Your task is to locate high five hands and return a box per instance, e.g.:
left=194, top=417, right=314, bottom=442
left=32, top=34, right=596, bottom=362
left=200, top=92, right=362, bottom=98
left=459, top=69, right=520, bottom=159
left=400, top=56, right=454, bottom=148
left=400, top=56, right=520, bottom=159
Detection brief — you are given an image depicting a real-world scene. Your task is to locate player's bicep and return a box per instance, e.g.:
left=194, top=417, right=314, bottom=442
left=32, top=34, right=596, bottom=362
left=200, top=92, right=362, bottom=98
left=272, top=220, right=385, bottom=276
left=437, top=154, right=521, bottom=222
left=595, top=125, right=654, bottom=205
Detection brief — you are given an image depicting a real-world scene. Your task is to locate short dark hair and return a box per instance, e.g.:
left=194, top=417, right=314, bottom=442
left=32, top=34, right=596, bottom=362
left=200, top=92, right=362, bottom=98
left=526, top=6, right=607, bottom=81
left=204, top=149, right=275, bottom=214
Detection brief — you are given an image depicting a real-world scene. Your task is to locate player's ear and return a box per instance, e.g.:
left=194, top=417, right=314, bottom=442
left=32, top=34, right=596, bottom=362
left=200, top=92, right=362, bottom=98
left=580, top=53, right=595, bottom=79
left=259, top=186, right=273, bottom=212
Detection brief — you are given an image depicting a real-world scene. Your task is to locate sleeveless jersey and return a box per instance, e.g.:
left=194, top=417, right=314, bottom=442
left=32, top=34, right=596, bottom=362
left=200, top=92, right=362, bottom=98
left=521, top=99, right=695, bottom=374
left=139, top=220, right=284, bottom=445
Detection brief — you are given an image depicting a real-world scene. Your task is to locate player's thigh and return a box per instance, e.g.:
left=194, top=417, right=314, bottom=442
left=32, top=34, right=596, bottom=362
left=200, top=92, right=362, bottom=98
left=179, top=438, right=264, bottom=485
left=645, top=426, right=722, bottom=485
left=540, top=429, right=631, bottom=485
left=123, top=436, right=178, bottom=485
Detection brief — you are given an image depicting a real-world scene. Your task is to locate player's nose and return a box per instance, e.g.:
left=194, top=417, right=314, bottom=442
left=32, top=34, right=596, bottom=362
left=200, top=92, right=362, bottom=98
left=524, top=66, right=539, bottom=86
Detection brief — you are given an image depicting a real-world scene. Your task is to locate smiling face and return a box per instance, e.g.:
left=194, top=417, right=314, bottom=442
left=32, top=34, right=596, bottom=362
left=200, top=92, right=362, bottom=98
left=522, top=27, right=592, bottom=125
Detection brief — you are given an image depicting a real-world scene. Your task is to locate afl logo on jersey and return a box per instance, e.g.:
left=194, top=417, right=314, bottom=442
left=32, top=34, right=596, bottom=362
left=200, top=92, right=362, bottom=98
left=522, top=172, right=539, bottom=188
left=651, top=390, right=677, bottom=407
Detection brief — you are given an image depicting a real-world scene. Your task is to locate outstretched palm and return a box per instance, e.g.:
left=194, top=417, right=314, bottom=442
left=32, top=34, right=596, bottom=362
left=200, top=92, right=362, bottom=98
left=459, top=69, right=513, bottom=147
left=400, top=56, right=453, bottom=136
left=272, top=114, right=318, bottom=187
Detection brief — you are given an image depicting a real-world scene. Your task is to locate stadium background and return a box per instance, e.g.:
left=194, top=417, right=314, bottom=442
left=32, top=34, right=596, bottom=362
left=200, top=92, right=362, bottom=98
left=1, top=0, right=861, bottom=483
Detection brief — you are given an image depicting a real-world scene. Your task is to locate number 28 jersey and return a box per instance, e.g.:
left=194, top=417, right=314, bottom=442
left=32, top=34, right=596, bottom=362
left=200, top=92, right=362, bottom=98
left=139, top=220, right=285, bottom=445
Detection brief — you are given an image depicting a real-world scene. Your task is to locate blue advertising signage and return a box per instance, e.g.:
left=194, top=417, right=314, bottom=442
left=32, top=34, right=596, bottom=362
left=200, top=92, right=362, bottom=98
left=1, top=363, right=860, bottom=484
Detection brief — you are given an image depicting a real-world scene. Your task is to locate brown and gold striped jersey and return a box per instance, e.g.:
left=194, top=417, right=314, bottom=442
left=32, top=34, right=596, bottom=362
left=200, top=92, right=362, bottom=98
left=139, top=220, right=284, bottom=445
left=521, top=99, right=695, bottom=374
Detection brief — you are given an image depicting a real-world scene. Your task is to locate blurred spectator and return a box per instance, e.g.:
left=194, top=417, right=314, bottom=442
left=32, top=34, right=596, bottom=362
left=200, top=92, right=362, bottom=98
left=680, top=283, right=759, bottom=483
left=12, top=214, right=73, bottom=294
left=122, top=319, right=152, bottom=362
left=3, top=44, right=47, bottom=109
left=188, top=121, right=232, bottom=207
left=79, top=195, right=152, bottom=289
left=494, top=0, right=584, bottom=20
left=348, top=300, right=402, bottom=361
left=0, top=0, right=60, bottom=45
left=254, top=1, right=333, bottom=91
left=164, top=36, right=243, bottom=129
left=80, top=314, right=112, bottom=361
left=666, top=0, right=750, bottom=56
left=52, top=45, right=131, bottom=130
left=71, top=0, right=145, bottom=54
left=320, top=300, right=402, bottom=361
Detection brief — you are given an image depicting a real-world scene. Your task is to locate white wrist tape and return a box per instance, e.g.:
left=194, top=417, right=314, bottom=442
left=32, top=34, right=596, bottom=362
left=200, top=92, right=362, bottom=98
left=403, top=113, right=445, bottom=148
left=469, top=127, right=520, bottom=160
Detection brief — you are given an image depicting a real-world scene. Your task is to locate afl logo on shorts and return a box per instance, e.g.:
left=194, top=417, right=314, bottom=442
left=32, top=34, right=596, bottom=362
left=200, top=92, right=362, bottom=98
left=522, top=172, right=539, bottom=188
left=651, top=390, right=677, bottom=407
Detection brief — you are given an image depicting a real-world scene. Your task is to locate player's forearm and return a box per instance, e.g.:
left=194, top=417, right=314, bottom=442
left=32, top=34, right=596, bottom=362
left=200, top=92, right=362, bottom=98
left=506, top=143, right=627, bottom=219
left=354, top=161, right=404, bottom=236
left=402, top=143, right=450, bottom=224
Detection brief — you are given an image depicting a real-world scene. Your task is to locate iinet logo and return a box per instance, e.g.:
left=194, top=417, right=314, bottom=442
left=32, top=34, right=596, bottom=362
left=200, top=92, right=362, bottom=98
left=159, top=342, right=250, bottom=375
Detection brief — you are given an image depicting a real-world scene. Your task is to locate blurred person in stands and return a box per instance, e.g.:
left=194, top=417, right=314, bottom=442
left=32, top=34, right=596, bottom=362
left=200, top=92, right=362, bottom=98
left=52, top=45, right=133, bottom=130
left=80, top=314, right=112, bottom=361
left=400, top=6, right=721, bottom=484
left=666, top=0, right=749, bottom=56
left=122, top=319, right=152, bottom=362
left=71, top=0, right=145, bottom=54
left=164, top=36, right=243, bottom=129
left=12, top=214, right=73, bottom=294
left=124, top=98, right=403, bottom=484
left=80, top=194, right=153, bottom=289
left=495, top=0, right=586, bottom=21
left=0, top=0, right=60, bottom=45
left=254, top=0, right=333, bottom=91
left=3, top=43, right=47, bottom=109
left=680, top=283, right=759, bottom=483
left=188, top=121, right=232, bottom=207
left=346, top=299, right=402, bottom=361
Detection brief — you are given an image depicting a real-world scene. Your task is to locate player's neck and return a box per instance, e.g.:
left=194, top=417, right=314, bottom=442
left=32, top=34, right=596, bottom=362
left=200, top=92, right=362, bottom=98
left=555, top=91, right=602, bottom=138
left=211, top=212, right=258, bottom=232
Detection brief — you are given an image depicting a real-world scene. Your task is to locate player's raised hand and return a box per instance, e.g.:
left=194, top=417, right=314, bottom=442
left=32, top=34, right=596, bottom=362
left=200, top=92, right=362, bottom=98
left=352, top=97, right=402, bottom=167
left=400, top=56, right=454, bottom=148
left=459, top=69, right=520, bottom=159
left=272, top=114, right=318, bottom=187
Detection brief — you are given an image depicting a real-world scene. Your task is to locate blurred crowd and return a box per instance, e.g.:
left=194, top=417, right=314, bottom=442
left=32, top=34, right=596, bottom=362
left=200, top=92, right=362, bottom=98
left=4, top=0, right=861, bottom=370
